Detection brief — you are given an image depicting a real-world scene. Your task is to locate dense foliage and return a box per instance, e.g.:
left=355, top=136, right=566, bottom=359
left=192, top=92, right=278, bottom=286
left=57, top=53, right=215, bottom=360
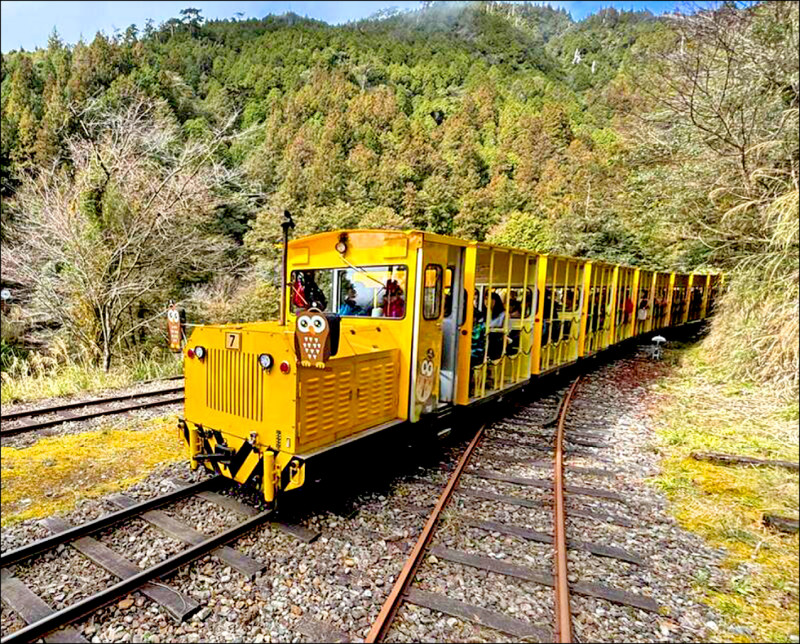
left=0, top=3, right=671, bottom=263
left=0, top=1, right=796, bottom=388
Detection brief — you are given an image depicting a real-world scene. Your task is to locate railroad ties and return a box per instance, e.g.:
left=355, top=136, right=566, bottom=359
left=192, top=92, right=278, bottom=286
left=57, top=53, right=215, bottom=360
left=0, top=477, right=321, bottom=644
left=366, top=378, right=660, bottom=643
left=0, top=377, right=185, bottom=437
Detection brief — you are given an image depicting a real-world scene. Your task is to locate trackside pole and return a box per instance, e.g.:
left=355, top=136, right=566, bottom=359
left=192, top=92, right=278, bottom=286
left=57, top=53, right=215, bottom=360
left=279, top=210, right=295, bottom=327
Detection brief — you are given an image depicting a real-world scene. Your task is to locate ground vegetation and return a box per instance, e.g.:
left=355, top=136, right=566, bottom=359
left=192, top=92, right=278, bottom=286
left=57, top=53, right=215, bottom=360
left=650, top=344, right=798, bottom=643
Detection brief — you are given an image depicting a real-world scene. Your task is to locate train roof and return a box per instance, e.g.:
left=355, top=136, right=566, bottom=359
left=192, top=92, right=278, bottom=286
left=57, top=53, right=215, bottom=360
left=288, top=229, right=718, bottom=276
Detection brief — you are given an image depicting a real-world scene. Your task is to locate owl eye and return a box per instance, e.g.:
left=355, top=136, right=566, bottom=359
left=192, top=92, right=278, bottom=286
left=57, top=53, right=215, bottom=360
left=298, top=317, right=310, bottom=332
left=421, top=359, right=434, bottom=376
left=311, top=315, right=327, bottom=332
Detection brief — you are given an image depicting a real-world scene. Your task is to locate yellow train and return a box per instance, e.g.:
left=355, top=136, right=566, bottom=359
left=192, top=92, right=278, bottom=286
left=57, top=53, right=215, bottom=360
left=178, top=229, right=721, bottom=503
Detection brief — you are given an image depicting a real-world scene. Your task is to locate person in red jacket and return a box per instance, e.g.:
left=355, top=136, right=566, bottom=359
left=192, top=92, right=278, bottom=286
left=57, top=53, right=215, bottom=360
left=623, top=290, right=634, bottom=324
left=381, top=279, right=405, bottom=318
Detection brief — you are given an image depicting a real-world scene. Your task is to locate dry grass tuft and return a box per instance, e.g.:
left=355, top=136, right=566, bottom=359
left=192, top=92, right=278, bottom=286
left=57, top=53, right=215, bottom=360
left=649, top=345, right=799, bottom=643
left=0, top=417, right=185, bottom=526
left=703, top=185, right=799, bottom=399
left=704, top=272, right=799, bottom=399
left=1, top=353, right=182, bottom=405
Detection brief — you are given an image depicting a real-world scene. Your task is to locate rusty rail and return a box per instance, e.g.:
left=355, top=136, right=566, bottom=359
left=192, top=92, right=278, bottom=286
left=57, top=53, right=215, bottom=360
left=365, top=425, right=485, bottom=643
left=554, top=377, right=580, bottom=643
left=0, top=385, right=184, bottom=436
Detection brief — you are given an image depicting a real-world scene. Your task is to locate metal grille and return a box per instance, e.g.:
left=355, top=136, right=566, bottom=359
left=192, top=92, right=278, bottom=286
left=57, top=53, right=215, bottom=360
left=206, top=349, right=264, bottom=422
left=297, top=355, right=398, bottom=448
left=301, top=370, right=352, bottom=440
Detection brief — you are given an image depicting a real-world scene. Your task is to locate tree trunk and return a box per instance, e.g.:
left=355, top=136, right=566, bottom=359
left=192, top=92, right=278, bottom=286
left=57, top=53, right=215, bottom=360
left=101, top=308, right=113, bottom=372
left=103, top=344, right=112, bottom=372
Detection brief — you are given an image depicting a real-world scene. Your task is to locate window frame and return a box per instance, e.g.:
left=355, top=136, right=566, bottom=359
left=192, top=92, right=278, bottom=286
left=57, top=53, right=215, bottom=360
left=290, top=264, right=409, bottom=320
left=422, top=263, right=443, bottom=321
left=444, top=266, right=454, bottom=318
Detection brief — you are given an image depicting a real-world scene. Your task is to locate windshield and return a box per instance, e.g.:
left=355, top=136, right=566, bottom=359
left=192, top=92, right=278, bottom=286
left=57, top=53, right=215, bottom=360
left=290, top=265, right=408, bottom=319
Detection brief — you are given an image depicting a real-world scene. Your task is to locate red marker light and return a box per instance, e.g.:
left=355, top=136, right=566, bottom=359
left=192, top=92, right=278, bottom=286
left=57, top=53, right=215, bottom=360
left=187, top=348, right=195, bottom=359
left=279, top=361, right=291, bottom=374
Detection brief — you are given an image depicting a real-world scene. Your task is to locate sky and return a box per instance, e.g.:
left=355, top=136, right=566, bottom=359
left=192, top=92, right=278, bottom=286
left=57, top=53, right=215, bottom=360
left=0, top=0, right=703, bottom=53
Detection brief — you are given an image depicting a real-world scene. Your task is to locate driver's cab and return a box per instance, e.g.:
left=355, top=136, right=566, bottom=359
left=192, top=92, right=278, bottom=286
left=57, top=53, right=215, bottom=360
left=286, top=230, right=472, bottom=423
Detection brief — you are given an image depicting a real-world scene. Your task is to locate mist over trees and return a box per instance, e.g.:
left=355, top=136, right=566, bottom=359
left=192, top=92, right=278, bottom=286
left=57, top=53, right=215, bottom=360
left=0, top=1, right=796, bottom=387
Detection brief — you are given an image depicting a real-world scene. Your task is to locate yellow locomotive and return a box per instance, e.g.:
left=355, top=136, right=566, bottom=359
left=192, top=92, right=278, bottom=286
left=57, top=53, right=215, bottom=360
left=179, top=229, right=720, bottom=503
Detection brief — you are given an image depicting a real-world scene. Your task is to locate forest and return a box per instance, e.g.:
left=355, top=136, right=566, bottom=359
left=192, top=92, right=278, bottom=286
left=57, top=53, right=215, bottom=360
left=0, top=0, right=797, bottom=395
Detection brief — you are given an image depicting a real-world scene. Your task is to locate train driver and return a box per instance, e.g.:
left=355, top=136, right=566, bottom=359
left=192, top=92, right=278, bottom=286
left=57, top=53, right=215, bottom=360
left=338, top=288, right=363, bottom=316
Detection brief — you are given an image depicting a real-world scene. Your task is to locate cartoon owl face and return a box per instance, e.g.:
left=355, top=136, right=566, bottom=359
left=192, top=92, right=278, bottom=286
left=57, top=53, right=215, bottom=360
left=415, top=350, right=436, bottom=403
left=295, top=308, right=331, bottom=368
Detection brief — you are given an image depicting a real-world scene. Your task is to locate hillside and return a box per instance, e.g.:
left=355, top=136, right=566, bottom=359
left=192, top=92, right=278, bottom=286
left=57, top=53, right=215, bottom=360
left=0, top=3, right=665, bottom=257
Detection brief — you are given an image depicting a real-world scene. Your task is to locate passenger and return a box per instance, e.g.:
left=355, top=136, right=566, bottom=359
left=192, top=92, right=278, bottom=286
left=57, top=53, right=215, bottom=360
left=623, top=292, right=634, bottom=324
left=509, top=293, right=522, bottom=319
left=293, top=270, right=328, bottom=311
left=338, top=288, right=362, bottom=316
left=690, top=289, right=702, bottom=316
left=598, top=295, right=606, bottom=330
left=637, top=298, right=649, bottom=322
left=551, top=290, right=563, bottom=339
left=291, top=274, right=307, bottom=309
left=489, top=292, right=505, bottom=329
left=382, top=279, right=405, bottom=318
left=470, top=306, right=486, bottom=366
left=542, top=288, right=553, bottom=340
left=484, top=292, right=506, bottom=359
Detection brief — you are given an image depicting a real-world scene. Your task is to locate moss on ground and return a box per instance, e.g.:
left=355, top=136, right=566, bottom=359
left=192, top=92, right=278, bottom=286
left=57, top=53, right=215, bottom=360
left=648, top=346, right=799, bottom=643
left=0, top=417, right=185, bottom=526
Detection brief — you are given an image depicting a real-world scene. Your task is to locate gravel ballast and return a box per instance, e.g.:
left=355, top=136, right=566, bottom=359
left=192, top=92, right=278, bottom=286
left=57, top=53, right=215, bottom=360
left=1, top=349, right=733, bottom=642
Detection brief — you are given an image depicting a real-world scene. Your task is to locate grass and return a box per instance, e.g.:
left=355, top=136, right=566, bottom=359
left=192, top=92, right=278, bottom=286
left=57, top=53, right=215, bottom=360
left=648, top=345, right=799, bottom=643
left=0, top=353, right=182, bottom=405
left=0, top=416, right=185, bottom=526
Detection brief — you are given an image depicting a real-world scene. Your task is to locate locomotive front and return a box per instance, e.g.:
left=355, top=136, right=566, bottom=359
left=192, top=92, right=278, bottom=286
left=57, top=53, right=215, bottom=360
left=178, top=230, right=417, bottom=504
left=180, top=321, right=304, bottom=502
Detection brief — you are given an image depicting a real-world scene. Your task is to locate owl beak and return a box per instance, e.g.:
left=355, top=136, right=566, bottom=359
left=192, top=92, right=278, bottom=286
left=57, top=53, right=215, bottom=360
left=308, top=328, right=317, bottom=334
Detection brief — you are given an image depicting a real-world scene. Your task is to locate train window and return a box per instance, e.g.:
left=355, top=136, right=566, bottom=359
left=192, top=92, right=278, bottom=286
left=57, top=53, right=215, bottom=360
left=507, top=288, right=534, bottom=318
left=290, top=265, right=407, bottom=319
left=290, top=270, right=331, bottom=311
left=423, top=264, right=443, bottom=320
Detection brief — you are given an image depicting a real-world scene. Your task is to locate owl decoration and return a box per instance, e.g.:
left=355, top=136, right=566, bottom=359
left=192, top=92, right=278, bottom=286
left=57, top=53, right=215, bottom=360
left=166, top=306, right=182, bottom=352
left=415, top=348, right=436, bottom=404
left=295, top=308, right=340, bottom=369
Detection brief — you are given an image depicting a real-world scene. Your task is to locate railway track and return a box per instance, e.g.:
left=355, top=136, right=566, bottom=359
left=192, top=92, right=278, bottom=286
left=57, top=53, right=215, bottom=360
left=0, top=476, right=320, bottom=644
left=366, top=376, right=661, bottom=643
left=0, top=377, right=185, bottom=437
left=0, top=360, right=680, bottom=643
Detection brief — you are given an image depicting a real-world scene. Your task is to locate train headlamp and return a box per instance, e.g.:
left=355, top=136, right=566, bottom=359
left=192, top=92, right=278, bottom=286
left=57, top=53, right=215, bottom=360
left=258, top=353, right=273, bottom=370
left=194, top=345, right=206, bottom=360
left=335, top=233, right=348, bottom=255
